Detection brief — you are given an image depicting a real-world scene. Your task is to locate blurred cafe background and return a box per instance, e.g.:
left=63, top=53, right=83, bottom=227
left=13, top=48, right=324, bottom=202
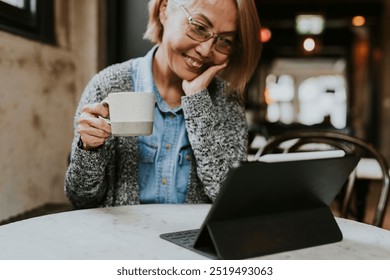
left=0, top=0, right=390, bottom=228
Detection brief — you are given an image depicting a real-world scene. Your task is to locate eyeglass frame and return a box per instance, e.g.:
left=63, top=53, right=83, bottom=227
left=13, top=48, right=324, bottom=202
left=178, top=4, right=238, bottom=55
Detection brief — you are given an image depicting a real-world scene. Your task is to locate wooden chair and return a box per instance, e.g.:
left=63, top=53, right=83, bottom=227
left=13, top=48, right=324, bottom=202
left=255, top=130, right=390, bottom=228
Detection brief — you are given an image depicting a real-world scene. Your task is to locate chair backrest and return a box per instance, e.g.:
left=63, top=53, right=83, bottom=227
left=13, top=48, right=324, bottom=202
left=257, top=130, right=390, bottom=228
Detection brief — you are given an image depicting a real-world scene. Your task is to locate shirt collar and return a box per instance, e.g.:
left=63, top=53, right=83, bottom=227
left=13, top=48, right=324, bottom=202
left=133, top=45, right=182, bottom=114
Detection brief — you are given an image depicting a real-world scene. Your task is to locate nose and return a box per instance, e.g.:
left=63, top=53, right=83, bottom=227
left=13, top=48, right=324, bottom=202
left=195, top=37, right=216, bottom=58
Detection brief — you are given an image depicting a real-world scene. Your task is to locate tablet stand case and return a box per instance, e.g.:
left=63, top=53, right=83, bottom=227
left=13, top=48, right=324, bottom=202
left=193, top=205, right=341, bottom=259
left=161, top=155, right=360, bottom=260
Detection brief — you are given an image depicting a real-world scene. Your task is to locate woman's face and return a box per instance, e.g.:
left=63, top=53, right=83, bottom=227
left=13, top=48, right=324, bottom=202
left=158, top=0, right=238, bottom=82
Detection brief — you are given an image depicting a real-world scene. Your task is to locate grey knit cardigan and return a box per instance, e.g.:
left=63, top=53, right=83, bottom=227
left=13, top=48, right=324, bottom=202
left=64, top=59, right=248, bottom=209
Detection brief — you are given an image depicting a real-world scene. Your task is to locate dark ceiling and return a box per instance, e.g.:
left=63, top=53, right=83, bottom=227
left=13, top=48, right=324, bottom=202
left=255, top=0, right=384, bottom=59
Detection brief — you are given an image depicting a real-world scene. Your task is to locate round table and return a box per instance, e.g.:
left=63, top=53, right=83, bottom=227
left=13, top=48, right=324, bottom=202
left=0, top=204, right=389, bottom=259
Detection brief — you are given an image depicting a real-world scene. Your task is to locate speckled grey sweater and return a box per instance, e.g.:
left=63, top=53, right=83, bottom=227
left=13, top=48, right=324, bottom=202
left=64, top=59, right=248, bottom=209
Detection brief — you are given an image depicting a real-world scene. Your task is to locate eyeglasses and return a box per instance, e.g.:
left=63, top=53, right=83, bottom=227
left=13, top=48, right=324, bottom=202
left=179, top=5, right=237, bottom=55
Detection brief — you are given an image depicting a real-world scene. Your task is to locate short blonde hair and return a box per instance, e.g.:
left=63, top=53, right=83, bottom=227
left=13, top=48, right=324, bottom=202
left=144, top=0, right=262, bottom=97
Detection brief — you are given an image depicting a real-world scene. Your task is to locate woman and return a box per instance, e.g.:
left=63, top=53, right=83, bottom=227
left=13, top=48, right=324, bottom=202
left=65, top=0, right=261, bottom=208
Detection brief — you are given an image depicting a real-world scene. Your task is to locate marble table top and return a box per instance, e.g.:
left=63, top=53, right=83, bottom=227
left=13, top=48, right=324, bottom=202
left=0, top=204, right=389, bottom=260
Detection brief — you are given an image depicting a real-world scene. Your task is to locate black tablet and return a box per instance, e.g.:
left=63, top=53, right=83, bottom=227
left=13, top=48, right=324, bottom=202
left=161, top=152, right=360, bottom=259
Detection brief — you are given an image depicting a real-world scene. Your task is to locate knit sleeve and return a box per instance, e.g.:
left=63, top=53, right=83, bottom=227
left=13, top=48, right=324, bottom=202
left=181, top=85, right=248, bottom=201
left=64, top=61, right=134, bottom=208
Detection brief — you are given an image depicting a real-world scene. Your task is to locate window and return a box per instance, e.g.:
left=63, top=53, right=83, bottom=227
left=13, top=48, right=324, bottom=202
left=0, top=0, right=54, bottom=43
left=265, top=74, right=295, bottom=124
left=263, top=58, right=349, bottom=130
left=265, top=73, right=347, bottom=129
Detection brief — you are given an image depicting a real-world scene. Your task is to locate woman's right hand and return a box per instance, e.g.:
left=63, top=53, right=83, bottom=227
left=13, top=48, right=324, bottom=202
left=182, top=63, right=227, bottom=96
left=77, top=102, right=111, bottom=150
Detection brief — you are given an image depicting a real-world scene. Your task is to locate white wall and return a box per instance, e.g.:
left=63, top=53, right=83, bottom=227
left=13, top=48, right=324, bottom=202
left=0, top=0, right=105, bottom=221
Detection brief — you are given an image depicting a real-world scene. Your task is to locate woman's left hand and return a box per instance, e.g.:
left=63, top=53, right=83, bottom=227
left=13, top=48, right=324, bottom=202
left=182, top=63, right=227, bottom=95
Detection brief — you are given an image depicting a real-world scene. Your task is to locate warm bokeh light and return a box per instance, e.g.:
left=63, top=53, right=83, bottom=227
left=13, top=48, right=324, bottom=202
left=303, top=37, right=316, bottom=52
left=352, top=16, right=366, bottom=27
left=259, top=27, right=272, bottom=43
left=263, top=88, right=272, bottom=104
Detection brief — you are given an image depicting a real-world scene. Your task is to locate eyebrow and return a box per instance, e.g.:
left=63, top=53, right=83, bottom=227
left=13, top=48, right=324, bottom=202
left=191, top=12, right=237, bottom=35
left=193, top=12, right=214, bottom=27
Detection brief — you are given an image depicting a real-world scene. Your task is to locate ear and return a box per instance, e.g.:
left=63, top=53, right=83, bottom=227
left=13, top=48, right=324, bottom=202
left=159, top=0, right=168, bottom=23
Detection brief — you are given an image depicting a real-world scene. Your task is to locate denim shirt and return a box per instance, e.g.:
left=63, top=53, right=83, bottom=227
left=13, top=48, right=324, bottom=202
left=132, top=46, right=192, bottom=203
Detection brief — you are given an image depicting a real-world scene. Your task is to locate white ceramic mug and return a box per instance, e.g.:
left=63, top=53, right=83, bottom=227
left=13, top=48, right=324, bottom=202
left=105, top=92, right=155, bottom=136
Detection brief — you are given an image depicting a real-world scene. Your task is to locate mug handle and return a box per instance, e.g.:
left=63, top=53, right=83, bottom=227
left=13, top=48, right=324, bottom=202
left=98, top=100, right=111, bottom=125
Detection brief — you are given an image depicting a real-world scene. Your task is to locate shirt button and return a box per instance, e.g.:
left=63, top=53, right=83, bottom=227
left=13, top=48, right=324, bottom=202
left=161, top=178, right=168, bottom=185
left=169, top=114, right=175, bottom=119
left=165, top=143, right=172, bottom=150
left=186, top=154, right=191, bottom=161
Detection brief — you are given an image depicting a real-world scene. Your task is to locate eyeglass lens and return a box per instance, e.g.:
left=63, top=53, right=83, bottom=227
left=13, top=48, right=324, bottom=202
left=187, top=21, right=235, bottom=54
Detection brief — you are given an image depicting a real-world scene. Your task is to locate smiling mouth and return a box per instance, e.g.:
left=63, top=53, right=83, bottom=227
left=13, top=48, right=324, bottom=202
left=184, top=55, right=206, bottom=72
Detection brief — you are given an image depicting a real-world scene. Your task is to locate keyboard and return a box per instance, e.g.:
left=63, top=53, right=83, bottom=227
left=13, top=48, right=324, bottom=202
left=160, top=229, right=200, bottom=248
left=160, top=228, right=217, bottom=259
